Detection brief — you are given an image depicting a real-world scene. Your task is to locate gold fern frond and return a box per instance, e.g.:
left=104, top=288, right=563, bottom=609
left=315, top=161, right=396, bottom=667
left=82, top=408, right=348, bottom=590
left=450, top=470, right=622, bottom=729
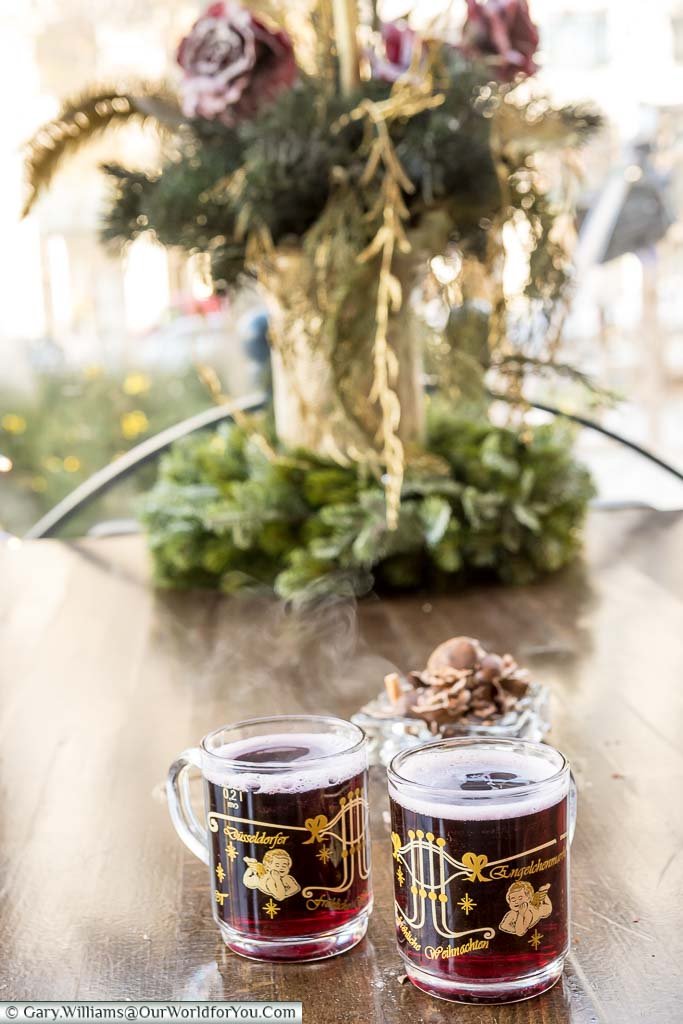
left=22, top=84, right=182, bottom=217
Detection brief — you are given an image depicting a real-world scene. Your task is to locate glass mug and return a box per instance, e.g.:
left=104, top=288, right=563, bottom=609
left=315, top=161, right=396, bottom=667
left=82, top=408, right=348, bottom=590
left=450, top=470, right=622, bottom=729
left=167, top=714, right=372, bottom=961
left=388, top=737, right=575, bottom=1003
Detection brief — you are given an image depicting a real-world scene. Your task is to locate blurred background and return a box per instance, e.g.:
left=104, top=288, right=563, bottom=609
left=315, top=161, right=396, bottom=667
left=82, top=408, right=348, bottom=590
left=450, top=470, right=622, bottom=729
left=2, top=0, right=683, bottom=538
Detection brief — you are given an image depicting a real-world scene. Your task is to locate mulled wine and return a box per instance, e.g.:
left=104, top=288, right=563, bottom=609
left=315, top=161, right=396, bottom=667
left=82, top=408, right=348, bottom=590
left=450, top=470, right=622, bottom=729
left=167, top=716, right=371, bottom=961
left=388, top=738, right=573, bottom=1003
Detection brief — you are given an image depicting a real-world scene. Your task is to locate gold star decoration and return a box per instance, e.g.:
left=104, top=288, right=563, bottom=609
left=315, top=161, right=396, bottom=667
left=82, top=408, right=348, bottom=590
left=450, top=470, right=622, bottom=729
left=263, top=899, right=280, bottom=919
left=529, top=929, right=543, bottom=950
left=215, top=863, right=225, bottom=883
left=316, top=845, right=332, bottom=865
left=225, top=841, right=238, bottom=862
left=396, top=865, right=405, bottom=886
left=457, top=893, right=476, bottom=916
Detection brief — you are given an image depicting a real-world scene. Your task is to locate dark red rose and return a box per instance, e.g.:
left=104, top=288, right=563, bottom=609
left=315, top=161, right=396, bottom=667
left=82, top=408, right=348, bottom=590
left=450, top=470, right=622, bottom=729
left=370, top=21, right=419, bottom=83
left=177, top=1, right=297, bottom=126
left=461, top=0, right=539, bottom=82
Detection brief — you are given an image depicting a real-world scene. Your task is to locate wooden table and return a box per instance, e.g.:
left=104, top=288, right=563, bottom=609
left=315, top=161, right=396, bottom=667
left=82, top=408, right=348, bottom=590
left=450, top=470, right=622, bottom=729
left=1, top=508, right=682, bottom=1022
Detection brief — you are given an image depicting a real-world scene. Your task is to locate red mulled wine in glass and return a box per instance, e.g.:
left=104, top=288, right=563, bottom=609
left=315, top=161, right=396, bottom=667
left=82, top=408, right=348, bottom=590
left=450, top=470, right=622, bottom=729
left=388, top=737, right=575, bottom=1003
left=167, top=715, right=372, bottom=961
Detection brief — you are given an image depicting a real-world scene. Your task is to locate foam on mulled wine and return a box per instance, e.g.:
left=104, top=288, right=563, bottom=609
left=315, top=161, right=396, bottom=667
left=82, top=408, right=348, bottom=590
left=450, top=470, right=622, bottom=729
left=390, top=744, right=567, bottom=820
left=204, top=731, right=366, bottom=794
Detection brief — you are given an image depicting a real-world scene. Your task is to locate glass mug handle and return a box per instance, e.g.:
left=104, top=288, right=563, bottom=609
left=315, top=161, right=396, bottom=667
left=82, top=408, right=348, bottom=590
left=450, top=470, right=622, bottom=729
left=166, top=747, right=210, bottom=865
left=568, top=769, right=578, bottom=845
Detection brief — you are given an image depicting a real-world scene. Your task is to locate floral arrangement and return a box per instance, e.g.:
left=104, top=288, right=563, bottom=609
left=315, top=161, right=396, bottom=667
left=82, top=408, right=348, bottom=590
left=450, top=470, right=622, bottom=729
left=25, top=0, right=601, bottom=598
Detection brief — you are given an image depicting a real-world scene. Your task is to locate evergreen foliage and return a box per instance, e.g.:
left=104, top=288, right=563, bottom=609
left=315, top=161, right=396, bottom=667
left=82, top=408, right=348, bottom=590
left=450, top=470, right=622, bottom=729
left=140, top=403, right=595, bottom=602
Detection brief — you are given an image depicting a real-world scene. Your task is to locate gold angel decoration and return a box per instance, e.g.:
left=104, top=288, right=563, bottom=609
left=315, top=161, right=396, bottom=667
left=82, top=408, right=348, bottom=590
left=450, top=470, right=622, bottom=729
left=243, top=849, right=301, bottom=900
left=391, top=830, right=496, bottom=942
left=499, top=881, right=552, bottom=937
left=299, top=788, right=370, bottom=899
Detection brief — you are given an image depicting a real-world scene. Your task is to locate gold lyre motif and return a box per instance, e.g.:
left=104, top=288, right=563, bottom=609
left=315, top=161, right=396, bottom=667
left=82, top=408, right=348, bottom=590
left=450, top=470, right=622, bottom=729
left=300, top=787, right=370, bottom=899
left=391, top=830, right=495, bottom=942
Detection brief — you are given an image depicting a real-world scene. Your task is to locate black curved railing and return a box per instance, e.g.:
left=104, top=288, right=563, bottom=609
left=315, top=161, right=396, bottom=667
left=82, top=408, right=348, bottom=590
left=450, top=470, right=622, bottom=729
left=24, top=391, right=266, bottom=540
left=532, top=402, right=683, bottom=484
left=24, top=392, right=683, bottom=540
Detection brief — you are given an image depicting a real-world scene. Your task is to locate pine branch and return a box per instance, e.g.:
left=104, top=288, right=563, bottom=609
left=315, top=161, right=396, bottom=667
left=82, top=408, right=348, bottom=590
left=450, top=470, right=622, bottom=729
left=22, top=84, right=182, bottom=216
left=494, top=101, right=602, bottom=162
left=139, top=407, right=596, bottom=598
left=490, top=355, right=617, bottom=402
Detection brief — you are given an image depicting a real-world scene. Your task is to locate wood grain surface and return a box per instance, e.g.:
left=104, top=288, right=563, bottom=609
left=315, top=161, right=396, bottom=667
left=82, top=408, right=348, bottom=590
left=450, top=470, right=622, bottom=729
left=1, top=509, right=682, bottom=1022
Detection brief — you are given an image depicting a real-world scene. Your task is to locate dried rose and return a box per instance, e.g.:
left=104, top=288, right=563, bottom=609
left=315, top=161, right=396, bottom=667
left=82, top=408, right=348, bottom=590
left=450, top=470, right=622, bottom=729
left=177, top=1, right=297, bottom=127
left=460, top=0, right=539, bottom=82
left=370, top=20, right=420, bottom=83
